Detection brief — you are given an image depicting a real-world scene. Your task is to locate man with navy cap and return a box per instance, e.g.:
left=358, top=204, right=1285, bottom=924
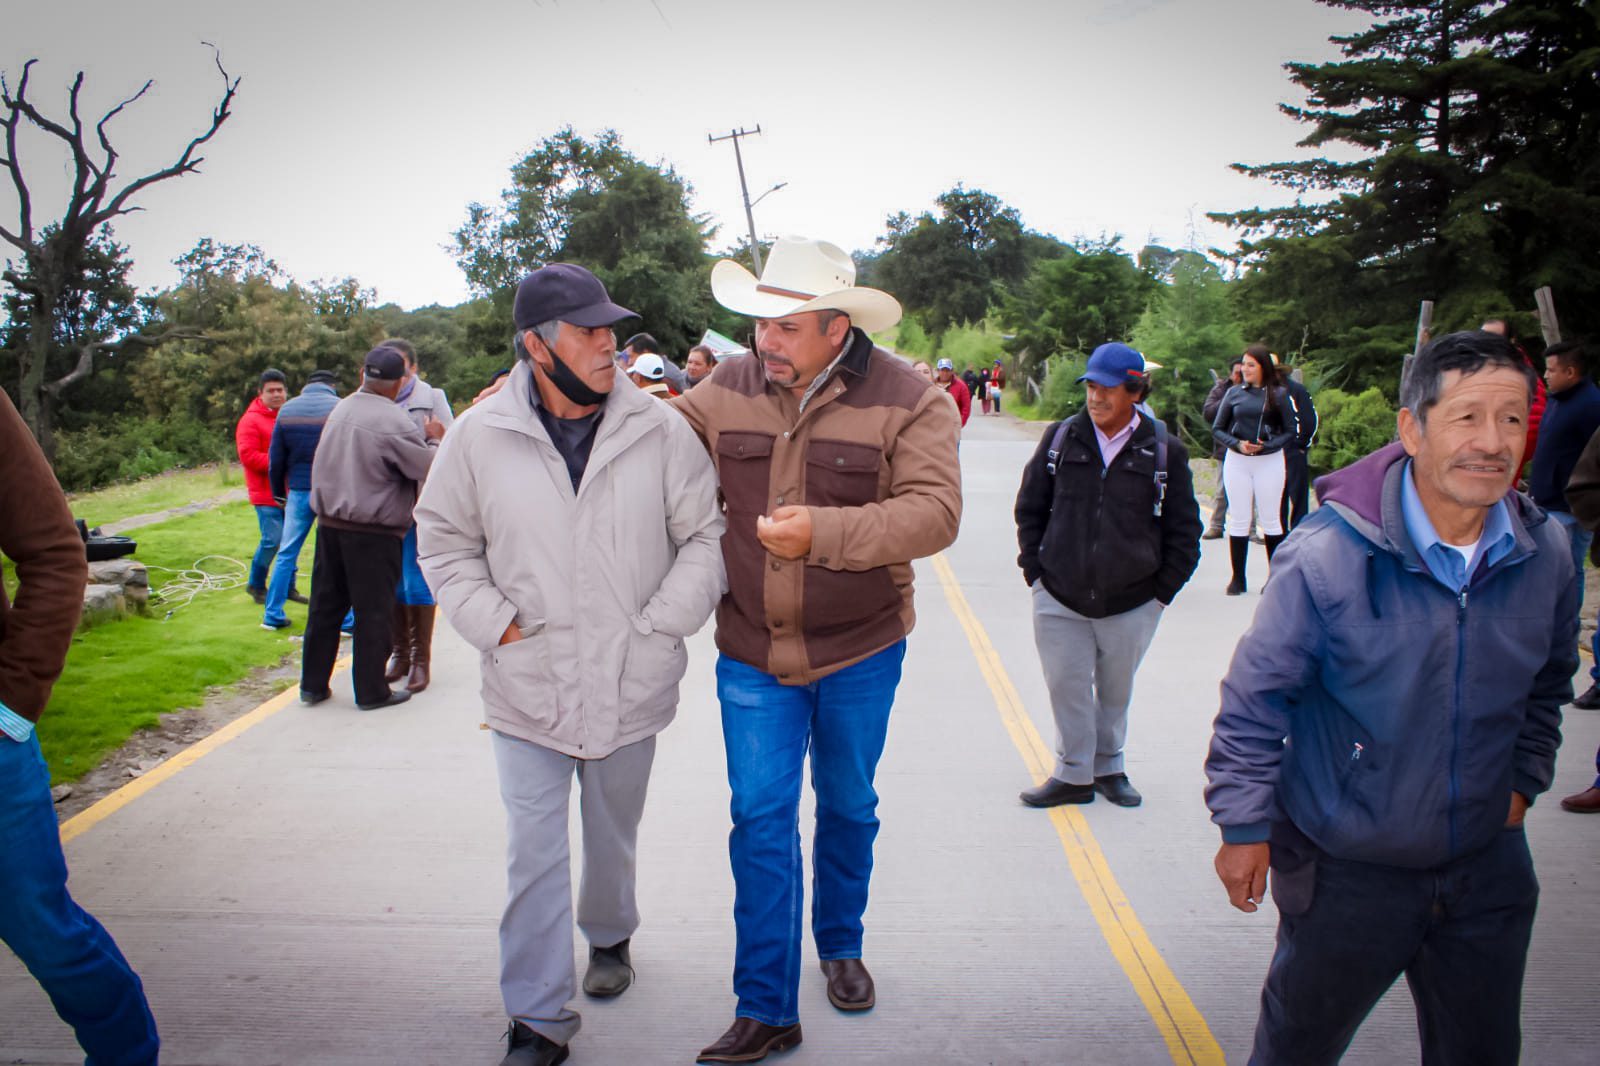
left=300, top=346, right=444, bottom=711
left=416, top=263, right=724, bottom=1066
left=1014, top=342, right=1201, bottom=808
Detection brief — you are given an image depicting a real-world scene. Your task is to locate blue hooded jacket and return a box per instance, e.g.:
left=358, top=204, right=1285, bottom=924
left=1205, top=441, right=1575, bottom=868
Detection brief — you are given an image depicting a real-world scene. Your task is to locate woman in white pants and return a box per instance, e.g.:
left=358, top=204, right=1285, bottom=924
left=1212, top=346, right=1295, bottom=594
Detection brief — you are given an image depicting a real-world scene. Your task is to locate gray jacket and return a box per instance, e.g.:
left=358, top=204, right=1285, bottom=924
left=415, top=360, right=725, bottom=759
left=309, top=390, right=437, bottom=536
left=400, top=377, right=454, bottom=435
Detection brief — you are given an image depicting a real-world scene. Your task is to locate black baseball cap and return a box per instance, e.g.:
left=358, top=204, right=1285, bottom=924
left=513, top=263, right=637, bottom=330
left=363, top=346, right=406, bottom=381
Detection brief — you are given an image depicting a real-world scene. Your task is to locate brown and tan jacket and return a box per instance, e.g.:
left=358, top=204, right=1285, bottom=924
left=674, top=328, right=962, bottom=684
left=0, top=389, right=87, bottom=721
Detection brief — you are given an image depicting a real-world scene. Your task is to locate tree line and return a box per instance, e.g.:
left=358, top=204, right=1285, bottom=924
left=3, top=0, right=1594, bottom=488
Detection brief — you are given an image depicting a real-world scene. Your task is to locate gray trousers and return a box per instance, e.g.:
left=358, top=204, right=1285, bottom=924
left=492, top=730, right=657, bottom=1046
left=1031, top=586, right=1163, bottom=785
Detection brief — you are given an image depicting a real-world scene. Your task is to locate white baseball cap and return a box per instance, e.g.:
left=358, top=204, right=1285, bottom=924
left=629, top=353, right=666, bottom=381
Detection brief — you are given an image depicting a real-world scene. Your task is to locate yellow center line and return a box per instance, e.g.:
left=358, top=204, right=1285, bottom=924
left=931, top=552, right=1225, bottom=1066
left=59, top=654, right=352, bottom=845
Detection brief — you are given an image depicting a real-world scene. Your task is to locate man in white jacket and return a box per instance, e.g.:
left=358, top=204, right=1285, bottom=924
left=415, top=264, right=725, bottom=1066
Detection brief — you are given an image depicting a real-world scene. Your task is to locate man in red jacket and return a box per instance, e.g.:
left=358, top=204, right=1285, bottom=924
left=236, top=369, right=288, bottom=604
left=935, top=358, right=971, bottom=426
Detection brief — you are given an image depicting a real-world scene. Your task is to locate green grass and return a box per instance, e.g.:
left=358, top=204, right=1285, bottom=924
left=35, top=499, right=306, bottom=784
left=66, top=463, right=243, bottom=527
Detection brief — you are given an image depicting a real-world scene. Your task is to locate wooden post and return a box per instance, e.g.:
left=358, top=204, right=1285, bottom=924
left=1401, top=300, right=1434, bottom=404
left=1535, top=287, right=1561, bottom=346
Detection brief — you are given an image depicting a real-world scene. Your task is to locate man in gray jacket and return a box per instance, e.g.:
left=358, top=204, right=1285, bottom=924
left=301, top=346, right=443, bottom=710
left=416, top=264, right=724, bottom=1066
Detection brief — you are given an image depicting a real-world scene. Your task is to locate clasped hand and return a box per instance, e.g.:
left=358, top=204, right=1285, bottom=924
left=756, top=505, right=812, bottom=561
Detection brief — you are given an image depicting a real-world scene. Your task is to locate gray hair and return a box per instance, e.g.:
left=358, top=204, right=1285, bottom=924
left=514, top=321, right=564, bottom=361
left=815, top=309, right=850, bottom=333
left=1401, top=330, right=1538, bottom=426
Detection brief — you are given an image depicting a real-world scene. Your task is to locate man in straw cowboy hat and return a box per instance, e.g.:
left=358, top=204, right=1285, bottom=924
left=672, top=237, right=962, bottom=1063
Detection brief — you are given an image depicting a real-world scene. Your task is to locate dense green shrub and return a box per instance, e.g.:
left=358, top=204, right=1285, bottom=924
left=52, top=416, right=231, bottom=492
left=1309, top=387, right=1395, bottom=475
left=1036, top=353, right=1089, bottom=422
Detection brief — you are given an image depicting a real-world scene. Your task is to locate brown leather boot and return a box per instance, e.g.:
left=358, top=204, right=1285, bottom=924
left=406, top=605, right=435, bottom=694
left=384, top=604, right=411, bottom=683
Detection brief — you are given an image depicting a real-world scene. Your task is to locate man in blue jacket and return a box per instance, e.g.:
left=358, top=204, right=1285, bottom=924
left=1205, top=330, right=1575, bottom=1066
left=263, top=370, right=340, bottom=629
left=1529, top=340, right=1600, bottom=708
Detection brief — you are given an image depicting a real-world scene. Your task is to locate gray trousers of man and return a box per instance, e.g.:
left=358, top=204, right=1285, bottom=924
left=492, top=730, right=656, bottom=1046
left=1031, top=586, right=1163, bottom=784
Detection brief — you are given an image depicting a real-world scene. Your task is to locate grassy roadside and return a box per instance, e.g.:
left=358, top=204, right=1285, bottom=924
left=36, top=499, right=307, bottom=784
left=67, top=463, right=243, bottom=527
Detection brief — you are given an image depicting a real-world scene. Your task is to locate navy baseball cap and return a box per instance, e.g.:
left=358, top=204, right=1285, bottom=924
left=363, top=346, right=406, bottom=381
left=513, top=263, right=637, bottom=330
left=1078, top=343, right=1148, bottom=387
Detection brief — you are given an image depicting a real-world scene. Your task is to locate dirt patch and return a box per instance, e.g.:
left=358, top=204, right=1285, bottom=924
left=99, top=488, right=247, bottom=536
left=52, top=655, right=301, bottom=822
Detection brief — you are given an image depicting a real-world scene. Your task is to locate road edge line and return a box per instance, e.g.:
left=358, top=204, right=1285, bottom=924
left=931, top=552, right=1225, bottom=1066
left=59, top=654, right=351, bottom=845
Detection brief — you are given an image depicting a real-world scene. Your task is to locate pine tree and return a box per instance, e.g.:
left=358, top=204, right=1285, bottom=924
left=1214, top=0, right=1600, bottom=390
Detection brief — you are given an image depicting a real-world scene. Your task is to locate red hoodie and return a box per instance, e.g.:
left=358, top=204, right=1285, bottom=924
left=235, top=396, right=280, bottom=506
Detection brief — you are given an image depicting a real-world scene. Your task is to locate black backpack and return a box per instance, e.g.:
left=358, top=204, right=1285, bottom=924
left=1045, top=415, right=1170, bottom=517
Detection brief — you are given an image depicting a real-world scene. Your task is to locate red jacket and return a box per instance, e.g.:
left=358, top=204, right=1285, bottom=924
left=236, top=396, right=279, bottom=506
left=943, top=377, right=972, bottom=425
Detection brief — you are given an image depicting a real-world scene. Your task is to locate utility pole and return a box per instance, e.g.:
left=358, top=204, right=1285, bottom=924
left=709, top=126, right=766, bottom=274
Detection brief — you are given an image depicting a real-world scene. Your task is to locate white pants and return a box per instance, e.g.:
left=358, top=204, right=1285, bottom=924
left=1223, top=449, right=1286, bottom=537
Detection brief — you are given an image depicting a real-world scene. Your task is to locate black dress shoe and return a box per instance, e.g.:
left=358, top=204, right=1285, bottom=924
left=500, top=1021, right=568, bottom=1066
left=1020, top=778, right=1094, bottom=807
left=286, top=586, right=311, bottom=605
left=299, top=689, right=331, bottom=706
left=697, top=1018, right=802, bottom=1064
left=356, top=688, right=411, bottom=711
left=1573, top=683, right=1600, bottom=710
left=820, top=958, right=875, bottom=1011
left=247, top=586, right=267, bottom=605
left=1094, top=773, right=1143, bottom=807
left=1226, top=577, right=1247, bottom=596
left=583, top=937, right=633, bottom=997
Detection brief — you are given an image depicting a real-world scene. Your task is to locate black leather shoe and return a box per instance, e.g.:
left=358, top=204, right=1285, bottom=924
left=500, top=1021, right=569, bottom=1066
left=299, top=689, right=331, bottom=706
left=1094, top=773, right=1143, bottom=807
left=356, top=688, right=411, bottom=711
left=247, top=585, right=267, bottom=605
left=286, top=586, right=310, bottom=605
left=583, top=938, right=633, bottom=997
left=1020, top=778, right=1094, bottom=807
left=1573, top=683, right=1600, bottom=710
left=697, top=1018, right=803, bottom=1064
left=820, top=958, right=875, bottom=1011
left=1225, top=577, right=1247, bottom=596
left=1200, top=528, right=1224, bottom=541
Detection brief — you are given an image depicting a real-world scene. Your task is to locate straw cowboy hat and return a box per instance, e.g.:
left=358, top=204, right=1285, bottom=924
left=711, top=237, right=902, bottom=334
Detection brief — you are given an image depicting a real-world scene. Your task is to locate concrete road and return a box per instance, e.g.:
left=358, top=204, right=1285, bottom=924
left=4, top=412, right=1597, bottom=1065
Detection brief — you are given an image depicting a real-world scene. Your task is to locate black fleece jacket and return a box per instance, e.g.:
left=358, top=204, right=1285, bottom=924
left=1015, top=411, right=1203, bottom=618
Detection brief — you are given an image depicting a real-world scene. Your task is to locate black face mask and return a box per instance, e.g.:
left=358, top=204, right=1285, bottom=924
left=521, top=330, right=608, bottom=408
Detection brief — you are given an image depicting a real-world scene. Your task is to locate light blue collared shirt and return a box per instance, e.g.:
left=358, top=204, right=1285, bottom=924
left=0, top=698, right=33, bottom=742
left=1400, top=460, right=1517, bottom=591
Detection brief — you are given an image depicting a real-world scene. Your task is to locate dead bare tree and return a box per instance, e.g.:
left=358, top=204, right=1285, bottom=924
left=0, top=48, right=239, bottom=457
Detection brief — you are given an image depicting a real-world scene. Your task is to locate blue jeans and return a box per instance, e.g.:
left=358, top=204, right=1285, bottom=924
left=716, top=641, right=906, bottom=1026
left=0, top=734, right=159, bottom=1064
left=396, top=524, right=434, bottom=606
left=1251, top=826, right=1537, bottom=1066
left=248, top=504, right=284, bottom=591
left=263, top=490, right=314, bottom=626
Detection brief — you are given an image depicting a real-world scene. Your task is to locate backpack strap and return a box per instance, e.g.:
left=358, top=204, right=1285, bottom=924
left=1048, top=414, right=1171, bottom=517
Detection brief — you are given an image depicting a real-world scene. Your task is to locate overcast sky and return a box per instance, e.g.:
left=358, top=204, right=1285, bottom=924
left=5, top=0, right=1365, bottom=310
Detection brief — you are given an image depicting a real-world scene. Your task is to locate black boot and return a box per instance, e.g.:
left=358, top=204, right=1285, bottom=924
left=1264, top=533, right=1285, bottom=561
left=1227, top=536, right=1249, bottom=595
